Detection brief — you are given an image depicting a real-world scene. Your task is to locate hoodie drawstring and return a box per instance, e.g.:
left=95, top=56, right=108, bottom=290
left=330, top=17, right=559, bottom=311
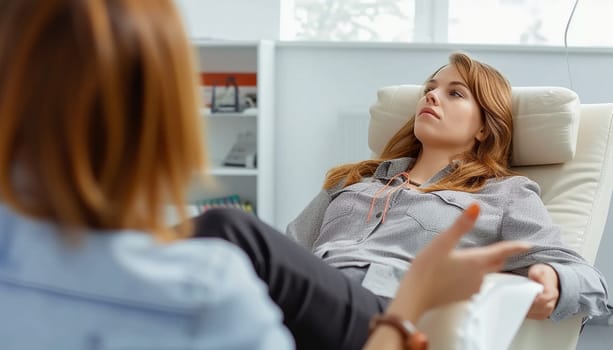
left=366, top=172, right=412, bottom=224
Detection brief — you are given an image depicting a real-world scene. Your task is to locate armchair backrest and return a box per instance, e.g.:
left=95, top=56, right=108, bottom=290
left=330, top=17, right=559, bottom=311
left=513, top=104, right=613, bottom=262
left=509, top=103, right=613, bottom=350
left=368, top=85, right=613, bottom=349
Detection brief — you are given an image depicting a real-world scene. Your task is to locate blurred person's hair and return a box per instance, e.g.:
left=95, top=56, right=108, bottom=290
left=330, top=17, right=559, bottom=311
left=0, top=0, right=206, bottom=240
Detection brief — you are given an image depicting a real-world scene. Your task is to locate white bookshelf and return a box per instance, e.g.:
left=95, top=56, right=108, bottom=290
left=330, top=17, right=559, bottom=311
left=191, top=40, right=276, bottom=226
left=202, top=109, right=258, bottom=119
left=207, top=165, right=258, bottom=176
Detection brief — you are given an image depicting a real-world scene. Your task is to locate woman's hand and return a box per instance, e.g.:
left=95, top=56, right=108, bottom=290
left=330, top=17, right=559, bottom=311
left=387, top=203, right=532, bottom=323
left=364, top=204, right=531, bottom=350
left=526, top=263, right=560, bottom=320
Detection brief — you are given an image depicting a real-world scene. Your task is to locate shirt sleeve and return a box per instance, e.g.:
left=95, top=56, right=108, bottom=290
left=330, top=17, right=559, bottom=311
left=285, top=190, right=331, bottom=250
left=500, top=177, right=610, bottom=322
left=197, top=240, right=295, bottom=350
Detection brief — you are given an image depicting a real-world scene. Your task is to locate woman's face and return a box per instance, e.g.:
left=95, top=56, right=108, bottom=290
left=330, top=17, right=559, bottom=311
left=414, top=65, right=485, bottom=154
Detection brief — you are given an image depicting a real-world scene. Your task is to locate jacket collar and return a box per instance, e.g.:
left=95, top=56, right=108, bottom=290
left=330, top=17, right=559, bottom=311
left=373, top=157, right=455, bottom=186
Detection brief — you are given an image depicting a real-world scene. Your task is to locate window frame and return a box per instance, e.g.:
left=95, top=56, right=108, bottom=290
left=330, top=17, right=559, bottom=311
left=283, top=0, right=610, bottom=48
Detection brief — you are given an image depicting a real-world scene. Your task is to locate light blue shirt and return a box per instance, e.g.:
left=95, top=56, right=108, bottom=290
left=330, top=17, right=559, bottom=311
left=0, top=204, right=294, bottom=350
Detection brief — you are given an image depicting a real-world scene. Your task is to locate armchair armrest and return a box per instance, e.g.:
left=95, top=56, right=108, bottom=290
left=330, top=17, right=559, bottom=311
left=417, top=273, right=543, bottom=350
left=509, top=315, right=585, bottom=350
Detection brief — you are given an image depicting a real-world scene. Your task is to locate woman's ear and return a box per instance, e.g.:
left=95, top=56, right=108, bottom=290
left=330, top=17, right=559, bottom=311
left=475, top=127, right=486, bottom=142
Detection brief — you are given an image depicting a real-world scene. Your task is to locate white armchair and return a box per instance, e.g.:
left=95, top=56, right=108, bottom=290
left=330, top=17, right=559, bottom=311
left=368, top=85, right=613, bottom=350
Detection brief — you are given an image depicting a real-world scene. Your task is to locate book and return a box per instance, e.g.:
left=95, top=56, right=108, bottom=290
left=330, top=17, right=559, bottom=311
left=194, top=194, right=255, bottom=215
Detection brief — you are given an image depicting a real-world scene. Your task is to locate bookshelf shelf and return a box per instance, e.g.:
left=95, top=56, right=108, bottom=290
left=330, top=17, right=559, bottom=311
left=202, top=109, right=258, bottom=118
left=207, top=165, right=258, bottom=176
left=192, top=40, right=275, bottom=226
left=190, top=39, right=259, bottom=48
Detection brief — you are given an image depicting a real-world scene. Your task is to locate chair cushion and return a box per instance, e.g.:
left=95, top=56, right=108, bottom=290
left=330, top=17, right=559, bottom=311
left=369, top=85, right=581, bottom=166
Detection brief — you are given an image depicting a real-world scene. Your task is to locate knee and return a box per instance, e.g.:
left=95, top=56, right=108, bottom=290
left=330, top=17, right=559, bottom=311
left=203, top=207, right=246, bottom=222
left=193, top=208, right=253, bottom=237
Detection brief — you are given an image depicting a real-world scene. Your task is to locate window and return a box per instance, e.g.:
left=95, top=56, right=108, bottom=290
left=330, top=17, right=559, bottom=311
left=448, top=0, right=613, bottom=47
left=282, top=0, right=613, bottom=47
left=286, top=0, right=415, bottom=42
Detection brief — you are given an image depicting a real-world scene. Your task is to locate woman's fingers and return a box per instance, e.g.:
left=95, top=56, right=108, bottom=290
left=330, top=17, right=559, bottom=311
left=527, top=298, right=556, bottom=319
left=525, top=265, right=560, bottom=319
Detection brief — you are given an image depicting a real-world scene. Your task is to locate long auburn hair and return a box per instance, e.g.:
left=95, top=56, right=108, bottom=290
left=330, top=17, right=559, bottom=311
left=324, top=52, right=515, bottom=192
left=0, top=0, right=206, bottom=240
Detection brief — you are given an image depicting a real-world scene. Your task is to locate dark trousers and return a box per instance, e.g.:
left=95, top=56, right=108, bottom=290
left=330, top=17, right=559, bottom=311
left=192, top=208, right=388, bottom=350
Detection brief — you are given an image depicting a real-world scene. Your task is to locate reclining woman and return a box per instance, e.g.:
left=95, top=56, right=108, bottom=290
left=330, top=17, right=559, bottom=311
left=197, top=53, right=610, bottom=348
left=0, top=0, right=531, bottom=349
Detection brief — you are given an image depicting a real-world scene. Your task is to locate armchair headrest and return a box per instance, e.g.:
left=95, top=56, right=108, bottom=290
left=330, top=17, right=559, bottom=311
left=369, top=85, right=581, bottom=166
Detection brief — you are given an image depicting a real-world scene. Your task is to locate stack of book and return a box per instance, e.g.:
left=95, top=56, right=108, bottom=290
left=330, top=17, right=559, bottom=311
left=193, top=194, right=254, bottom=215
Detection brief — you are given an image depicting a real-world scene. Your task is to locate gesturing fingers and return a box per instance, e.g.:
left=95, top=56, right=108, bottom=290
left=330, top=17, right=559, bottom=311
left=406, top=203, right=531, bottom=315
left=428, top=203, right=480, bottom=254
left=460, top=241, right=532, bottom=273
left=482, top=241, right=531, bottom=269
left=429, top=203, right=530, bottom=265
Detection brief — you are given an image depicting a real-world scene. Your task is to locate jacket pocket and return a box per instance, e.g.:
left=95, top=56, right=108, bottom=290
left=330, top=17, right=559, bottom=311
left=319, top=182, right=370, bottom=233
left=319, top=191, right=357, bottom=233
left=405, top=191, right=473, bottom=232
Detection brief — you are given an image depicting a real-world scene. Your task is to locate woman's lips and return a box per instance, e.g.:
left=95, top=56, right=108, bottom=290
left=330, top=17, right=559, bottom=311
left=419, top=107, right=440, bottom=119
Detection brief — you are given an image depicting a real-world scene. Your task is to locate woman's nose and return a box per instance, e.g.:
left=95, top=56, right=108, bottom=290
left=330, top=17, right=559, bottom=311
left=425, top=90, right=439, bottom=105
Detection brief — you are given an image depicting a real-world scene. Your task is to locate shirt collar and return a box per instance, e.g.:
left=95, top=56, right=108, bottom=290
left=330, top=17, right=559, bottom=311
left=373, top=157, right=455, bottom=186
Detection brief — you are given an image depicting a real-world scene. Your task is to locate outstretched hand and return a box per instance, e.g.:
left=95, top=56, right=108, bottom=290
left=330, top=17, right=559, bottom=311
left=387, top=203, right=532, bottom=323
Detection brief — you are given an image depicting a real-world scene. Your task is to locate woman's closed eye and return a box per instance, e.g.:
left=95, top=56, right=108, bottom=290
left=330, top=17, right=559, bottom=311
left=449, top=89, right=464, bottom=98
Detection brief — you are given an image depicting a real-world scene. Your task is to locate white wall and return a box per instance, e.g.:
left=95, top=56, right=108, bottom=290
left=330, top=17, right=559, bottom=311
left=175, top=0, right=280, bottom=40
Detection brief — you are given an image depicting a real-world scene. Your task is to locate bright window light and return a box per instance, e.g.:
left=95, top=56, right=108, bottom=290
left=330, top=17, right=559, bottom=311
left=448, top=0, right=613, bottom=47
left=281, top=0, right=613, bottom=47
left=285, top=0, right=415, bottom=41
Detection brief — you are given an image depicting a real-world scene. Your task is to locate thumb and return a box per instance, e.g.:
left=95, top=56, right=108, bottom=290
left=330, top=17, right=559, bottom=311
left=528, top=264, right=547, bottom=284
left=430, top=203, right=480, bottom=253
